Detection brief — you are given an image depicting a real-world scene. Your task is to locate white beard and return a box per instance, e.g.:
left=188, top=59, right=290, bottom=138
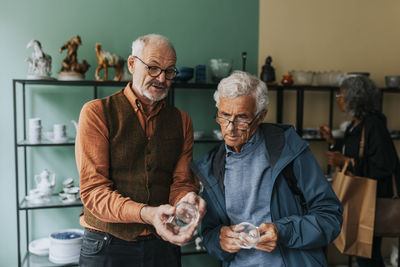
left=132, top=78, right=168, bottom=102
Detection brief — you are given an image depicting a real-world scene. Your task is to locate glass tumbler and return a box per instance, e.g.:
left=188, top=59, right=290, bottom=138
left=233, top=222, right=260, bottom=249
left=166, top=201, right=199, bottom=233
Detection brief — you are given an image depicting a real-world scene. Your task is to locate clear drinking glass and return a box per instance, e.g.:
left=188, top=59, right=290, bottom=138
left=233, top=222, right=260, bottom=249
left=166, top=201, right=199, bottom=233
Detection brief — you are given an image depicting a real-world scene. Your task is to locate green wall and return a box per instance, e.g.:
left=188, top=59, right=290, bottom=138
left=0, top=0, right=259, bottom=265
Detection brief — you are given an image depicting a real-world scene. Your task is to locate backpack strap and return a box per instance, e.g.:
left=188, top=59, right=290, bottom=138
left=281, top=160, right=307, bottom=213
left=261, top=123, right=307, bottom=213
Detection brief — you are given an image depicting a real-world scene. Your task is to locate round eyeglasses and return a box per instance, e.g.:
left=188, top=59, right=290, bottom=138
left=134, top=56, right=178, bottom=80
left=215, top=112, right=261, bottom=130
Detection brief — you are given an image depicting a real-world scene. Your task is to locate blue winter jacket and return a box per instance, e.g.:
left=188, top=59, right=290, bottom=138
left=190, top=123, right=343, bottom=267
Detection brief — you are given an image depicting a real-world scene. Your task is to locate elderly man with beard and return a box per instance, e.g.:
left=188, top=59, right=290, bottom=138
left=190, top=71, right=343, bottom=267
left=75, top=34, right=206, bottom=267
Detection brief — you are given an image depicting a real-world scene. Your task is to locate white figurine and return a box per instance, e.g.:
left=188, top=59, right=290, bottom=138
left=26, top=40, right=52, bottom=79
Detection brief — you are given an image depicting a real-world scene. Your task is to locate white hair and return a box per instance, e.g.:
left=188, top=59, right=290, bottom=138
left=214, top=71, right=269, bottom=113
left=131, top=34, right=176, bottom=57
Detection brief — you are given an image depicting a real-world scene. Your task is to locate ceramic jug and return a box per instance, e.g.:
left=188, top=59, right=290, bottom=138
left=71, top=120, right=78, bottom=131
left=34, top=169, right=56, bottom=197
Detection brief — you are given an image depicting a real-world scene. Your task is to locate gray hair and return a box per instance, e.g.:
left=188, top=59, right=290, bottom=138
left=214, top=71, right=269, bottom=114
left=341, top=75, right=381, bottom=119
left=131, top=34, right=176, bottom=57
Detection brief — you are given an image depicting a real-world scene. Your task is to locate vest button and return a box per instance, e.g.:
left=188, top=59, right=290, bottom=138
left=146, top=165, right=151, bottom=171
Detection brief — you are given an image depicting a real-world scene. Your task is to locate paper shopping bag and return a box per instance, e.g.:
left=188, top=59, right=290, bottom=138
left=331, top=160, right=377, bottom=259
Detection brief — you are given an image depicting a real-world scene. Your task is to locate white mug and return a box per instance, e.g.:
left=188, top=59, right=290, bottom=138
left=29, top=118, right=41, bottom=128
left=53, top=124, right=66, bottom=140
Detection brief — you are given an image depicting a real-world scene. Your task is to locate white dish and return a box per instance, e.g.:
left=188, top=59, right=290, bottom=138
left=29, top=238, right=50, bottom=256
left=49, top=136, right=69, bottom=143
left=63, top=186, right=79, bottom=194
left=43, top=131, right=69, bottom=143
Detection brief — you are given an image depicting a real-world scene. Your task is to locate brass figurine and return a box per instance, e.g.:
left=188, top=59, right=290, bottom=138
left=58, top=35, right=90, bottom=80
left=95, top=43, right=125, bottom=81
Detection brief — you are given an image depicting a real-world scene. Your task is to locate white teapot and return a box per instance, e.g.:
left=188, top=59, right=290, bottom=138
left=34, top=169, right=56, bottom=197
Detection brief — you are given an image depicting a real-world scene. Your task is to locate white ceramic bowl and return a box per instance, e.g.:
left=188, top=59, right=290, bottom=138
left=331, top=129, right=344, bottom=138
left=213, top=130, right=223, bottom=140
left=193, top=131, right=204, bottom=140
left=209, top=59, right=233, bottom=83
left=49, top=229, right=84, bottom=264
left=289, top=70, right=314, bottom=85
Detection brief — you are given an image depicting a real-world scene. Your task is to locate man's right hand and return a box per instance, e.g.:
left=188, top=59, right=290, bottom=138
left=219, top=225, right=241, bottom=253
left=140, top=205, right=194, bottom=246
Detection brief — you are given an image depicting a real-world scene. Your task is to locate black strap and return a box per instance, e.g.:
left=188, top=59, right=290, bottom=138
left=212, top=143, right=226, bottom=192
left=281, top=161, right=307, bottom=213
left=261, top=123, right=307, bottom=213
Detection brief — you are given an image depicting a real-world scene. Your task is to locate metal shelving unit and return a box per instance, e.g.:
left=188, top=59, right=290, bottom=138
left=12, top=79, right=222, bottom=267
left=13, top=79, right=399, bottom=266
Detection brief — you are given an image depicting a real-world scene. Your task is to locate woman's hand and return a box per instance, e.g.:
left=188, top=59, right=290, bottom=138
left=326, top=151, right=348, bottom=167
left=319, top=125, right=335, bottom=145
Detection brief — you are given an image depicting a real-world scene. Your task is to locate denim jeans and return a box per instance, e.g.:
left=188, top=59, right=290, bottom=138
left=79, top=230, right=181, bottom=267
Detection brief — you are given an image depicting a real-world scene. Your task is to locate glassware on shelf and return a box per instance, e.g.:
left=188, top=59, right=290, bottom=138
left=233, top=222, right=260, bottom=249
left=166, top=201, right=199, bottom=234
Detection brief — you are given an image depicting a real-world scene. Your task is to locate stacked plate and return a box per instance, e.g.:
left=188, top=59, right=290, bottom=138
left=29, top=238, right=50, bottom=256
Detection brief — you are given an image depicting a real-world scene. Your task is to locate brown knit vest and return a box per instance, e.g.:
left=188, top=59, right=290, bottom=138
left=83, top=89, right=183, bottom=241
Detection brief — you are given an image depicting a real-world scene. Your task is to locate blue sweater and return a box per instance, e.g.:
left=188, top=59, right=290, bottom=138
left=191, top=124, right=343, bottom=267
left=224, top=129, right=284, bottom=266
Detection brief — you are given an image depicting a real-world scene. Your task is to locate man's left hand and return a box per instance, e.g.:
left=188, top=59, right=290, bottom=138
left=178, top=192, right=207, bottom=223
left=174, top=192, right=206, bottom=240
left=255, top=223, right=279, bottom=252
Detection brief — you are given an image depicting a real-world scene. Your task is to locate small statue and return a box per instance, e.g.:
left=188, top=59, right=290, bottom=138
left=260, top=56, right=276, bottom=84
left=25, top=40, right=52, bottom=79
left=94, top=43, right=125, bottom=81
left=58, top=35, right=90, bottom=80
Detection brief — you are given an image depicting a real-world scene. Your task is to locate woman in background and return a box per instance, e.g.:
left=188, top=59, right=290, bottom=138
left=319, top=75, right=400, bottom=267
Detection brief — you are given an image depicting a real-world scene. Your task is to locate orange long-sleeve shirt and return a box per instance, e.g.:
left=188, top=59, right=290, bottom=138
left=75, top=82, right=199, bottom=233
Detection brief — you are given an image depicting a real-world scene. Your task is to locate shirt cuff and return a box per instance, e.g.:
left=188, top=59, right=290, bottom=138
left=123, top=202, right=147, bottom=224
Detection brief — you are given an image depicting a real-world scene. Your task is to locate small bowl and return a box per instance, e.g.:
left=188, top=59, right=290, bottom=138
left=209, top=59, right=233, bottom=83
left=289, top=70, right=314, bottom=85
left=193, top=131, right=204, bottom=140
left=385, top=76, right=400, bottom=88
left=331, top=129, right=344, bottom=138
left=213, top=130, right=223, bottom=140
left=174, top=67, right=194, bottom=83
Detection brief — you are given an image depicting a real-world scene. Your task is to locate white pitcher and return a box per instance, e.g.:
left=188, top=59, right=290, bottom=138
left=34, top=169, right=56, bottom=197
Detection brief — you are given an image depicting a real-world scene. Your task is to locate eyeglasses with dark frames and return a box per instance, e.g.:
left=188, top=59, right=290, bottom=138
left=215, top=112, right=262, bottom=130
left=134, top=56, right=178, bottom=80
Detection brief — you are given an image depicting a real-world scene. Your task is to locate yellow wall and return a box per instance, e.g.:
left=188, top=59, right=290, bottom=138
left=259, top=1, right=400, bottom=263
left=259, top=0, right=400, bottom=158
left=259, top=0, right=400, bottom=86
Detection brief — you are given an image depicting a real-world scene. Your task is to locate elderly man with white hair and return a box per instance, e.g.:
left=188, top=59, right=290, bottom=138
left=76, top=34, right=205, bottom=267
left=191, top=71, right=343, bottom=267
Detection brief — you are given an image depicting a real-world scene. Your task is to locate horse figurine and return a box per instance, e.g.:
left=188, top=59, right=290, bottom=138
left=95, top=43, right=125, bottom=81
left=26, top=40, right=52, bottom=79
